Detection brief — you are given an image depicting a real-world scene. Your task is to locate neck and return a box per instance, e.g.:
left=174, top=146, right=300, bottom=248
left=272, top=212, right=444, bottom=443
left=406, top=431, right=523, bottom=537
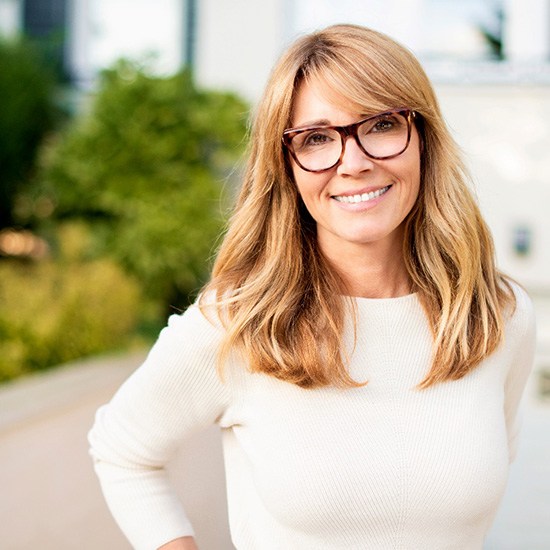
left=319, top=235, right=412, bottom=299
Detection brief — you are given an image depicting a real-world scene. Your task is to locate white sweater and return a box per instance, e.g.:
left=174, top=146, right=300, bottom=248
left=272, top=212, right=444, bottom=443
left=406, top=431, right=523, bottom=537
left=89, top=285, right=536, bottom=550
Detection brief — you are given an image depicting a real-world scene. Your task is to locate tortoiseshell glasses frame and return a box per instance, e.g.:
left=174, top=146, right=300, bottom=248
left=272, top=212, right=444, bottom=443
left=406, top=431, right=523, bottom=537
left=282, top=109, right=416, bottom=173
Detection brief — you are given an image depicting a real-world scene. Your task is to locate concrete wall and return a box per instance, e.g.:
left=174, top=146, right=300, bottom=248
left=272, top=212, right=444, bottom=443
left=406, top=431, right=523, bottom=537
left=194, top=0, right=290, bottom=101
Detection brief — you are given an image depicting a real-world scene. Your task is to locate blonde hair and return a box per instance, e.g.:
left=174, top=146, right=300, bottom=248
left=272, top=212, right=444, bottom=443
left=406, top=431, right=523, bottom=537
left=200, top=24, right=514, bottom=389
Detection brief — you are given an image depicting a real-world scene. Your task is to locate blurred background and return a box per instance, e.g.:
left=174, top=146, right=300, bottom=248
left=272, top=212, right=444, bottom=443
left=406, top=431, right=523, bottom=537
left=0, top=0, right=548, bottom=548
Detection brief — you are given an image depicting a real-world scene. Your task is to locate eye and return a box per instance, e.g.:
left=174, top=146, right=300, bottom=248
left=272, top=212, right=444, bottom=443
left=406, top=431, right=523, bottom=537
left=359, top=113, right=406, bottom=138
left=294, top=129, right=336, bottom=150
left=303, top=130, right=333, bottom=146
left=308, top=132, right=328, bottom=144
left=371, top=116, right=398, bottom=133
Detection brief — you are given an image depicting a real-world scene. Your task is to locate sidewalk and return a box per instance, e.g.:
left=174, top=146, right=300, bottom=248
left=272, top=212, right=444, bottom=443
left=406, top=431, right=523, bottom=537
left=0, top=352, right=233, bottom=550
left=0, top=353, right=141, bottom=550
left=0, top=353, right=548, bottom=549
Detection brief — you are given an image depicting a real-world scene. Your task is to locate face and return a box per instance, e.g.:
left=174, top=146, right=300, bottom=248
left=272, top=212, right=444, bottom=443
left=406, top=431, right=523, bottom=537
left=288, top=80, right=422, bottom=261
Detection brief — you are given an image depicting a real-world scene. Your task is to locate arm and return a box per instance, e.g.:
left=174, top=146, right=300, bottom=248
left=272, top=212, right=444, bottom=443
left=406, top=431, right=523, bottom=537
left=158, top=536, right=199, bottom=550
left=89, top=305, right=231, bottom=550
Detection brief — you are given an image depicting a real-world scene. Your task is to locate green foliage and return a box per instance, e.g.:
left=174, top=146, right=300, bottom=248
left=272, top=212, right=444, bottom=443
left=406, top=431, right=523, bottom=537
left=0, top=223, right=142, bottom=382
left=0, top=38, right=57, bottom=228
left=34, top=61, right=249, bottom=306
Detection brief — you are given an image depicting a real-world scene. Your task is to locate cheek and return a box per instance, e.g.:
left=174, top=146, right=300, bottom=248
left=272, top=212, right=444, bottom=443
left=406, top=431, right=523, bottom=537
left=291, top=163, right=313, bottom=195
left=293, top=173, right=304, bottom=198
left=402, top=146, right=422, bottom=196
left=407, top=173, right=421, bottom=209
left=292, top=169, right=324, bottom=202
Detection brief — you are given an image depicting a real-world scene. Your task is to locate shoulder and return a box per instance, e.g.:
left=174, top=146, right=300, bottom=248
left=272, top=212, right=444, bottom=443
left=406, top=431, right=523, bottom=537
left=500, top=279, right=536, bottom=384
left=159, top=297, right=225, bottom=358
left=116, top=298, right=230, bottom=410
left=505, top=279, right=536, bottom=338
left=168, top=288, right=228, bottom=330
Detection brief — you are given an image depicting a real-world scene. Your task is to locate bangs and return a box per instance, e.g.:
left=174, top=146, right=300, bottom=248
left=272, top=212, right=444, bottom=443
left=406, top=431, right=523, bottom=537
left=301, top=69, right=393, bottom=117
left=296, top=31, right=427, bottom=117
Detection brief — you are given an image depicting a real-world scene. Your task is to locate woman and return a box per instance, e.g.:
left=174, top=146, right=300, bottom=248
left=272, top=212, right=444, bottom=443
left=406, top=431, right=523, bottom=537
left=89, top=24, right=536, bottom=550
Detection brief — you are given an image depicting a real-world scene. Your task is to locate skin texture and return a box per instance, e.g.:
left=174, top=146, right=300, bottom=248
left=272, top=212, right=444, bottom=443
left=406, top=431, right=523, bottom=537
left=290, top=80, right=422, bottom=298
left=158, top=536, right=198, bottom=550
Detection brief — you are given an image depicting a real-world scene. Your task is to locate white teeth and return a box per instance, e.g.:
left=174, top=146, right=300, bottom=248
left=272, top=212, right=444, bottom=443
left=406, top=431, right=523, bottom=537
left=334, top=185, right=390, bottom=204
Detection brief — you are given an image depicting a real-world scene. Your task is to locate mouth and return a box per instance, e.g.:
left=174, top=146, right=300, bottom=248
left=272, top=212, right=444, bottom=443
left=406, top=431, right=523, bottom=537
left=332, top=185, right=392, bottom=204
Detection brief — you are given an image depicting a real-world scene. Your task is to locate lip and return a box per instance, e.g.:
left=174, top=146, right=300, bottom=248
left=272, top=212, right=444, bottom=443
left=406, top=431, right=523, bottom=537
left=330, top=184, right=391, bottom=199
left=329, top=184, right=393, bottom=211
left=330, top=183, right=393, bottom=213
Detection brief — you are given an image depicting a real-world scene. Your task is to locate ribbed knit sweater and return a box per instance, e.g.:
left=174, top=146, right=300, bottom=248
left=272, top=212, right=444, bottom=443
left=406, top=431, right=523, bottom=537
left=89, top=285, right=536, bottom=550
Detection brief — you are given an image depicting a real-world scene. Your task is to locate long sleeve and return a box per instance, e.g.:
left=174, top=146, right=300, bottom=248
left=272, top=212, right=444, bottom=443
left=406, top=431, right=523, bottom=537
left=503, top=283, right=537, bottom=462
left=88, top=304, right=231, bottom=550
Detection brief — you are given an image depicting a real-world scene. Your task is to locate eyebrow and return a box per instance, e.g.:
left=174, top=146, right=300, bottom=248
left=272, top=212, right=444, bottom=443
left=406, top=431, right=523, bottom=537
left=289, top=114, right=374, bottom=130
left=290, top=118, right=332, bottom=129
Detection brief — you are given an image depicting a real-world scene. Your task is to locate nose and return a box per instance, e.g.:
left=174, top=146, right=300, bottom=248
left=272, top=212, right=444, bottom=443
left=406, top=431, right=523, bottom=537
left=336, top=135, right=375, bottom=177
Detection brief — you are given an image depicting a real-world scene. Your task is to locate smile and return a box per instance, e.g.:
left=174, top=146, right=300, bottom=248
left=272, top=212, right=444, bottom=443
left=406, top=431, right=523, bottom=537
left=333, top=185, right=391, bottom=204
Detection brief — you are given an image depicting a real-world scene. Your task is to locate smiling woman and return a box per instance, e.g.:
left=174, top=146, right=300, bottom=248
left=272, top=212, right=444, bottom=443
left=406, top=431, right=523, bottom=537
left=89, top=24, right=535, bottom=550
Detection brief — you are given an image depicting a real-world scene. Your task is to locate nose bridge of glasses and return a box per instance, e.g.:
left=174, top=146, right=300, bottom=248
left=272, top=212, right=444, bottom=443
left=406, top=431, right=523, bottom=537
left=339, top=121, right=370, bottom=161
left=339, top=119, right=362, bottom=140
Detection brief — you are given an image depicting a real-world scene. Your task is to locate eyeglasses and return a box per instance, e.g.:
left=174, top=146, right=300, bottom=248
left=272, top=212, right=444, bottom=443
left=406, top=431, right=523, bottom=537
left=282, top=109, right=415, bottom=173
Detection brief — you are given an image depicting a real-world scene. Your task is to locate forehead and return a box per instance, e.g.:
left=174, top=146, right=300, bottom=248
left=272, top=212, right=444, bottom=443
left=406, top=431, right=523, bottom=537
left=291, top=79, right=364, bottom=128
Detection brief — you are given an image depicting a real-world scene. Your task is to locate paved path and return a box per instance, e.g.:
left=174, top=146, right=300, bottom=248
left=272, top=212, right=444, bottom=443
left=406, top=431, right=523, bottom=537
left=0, top=353, right=548, bottom=549
left=0, top=353, right=233, bottom=550
left=0, top=354, right=138, bottom=549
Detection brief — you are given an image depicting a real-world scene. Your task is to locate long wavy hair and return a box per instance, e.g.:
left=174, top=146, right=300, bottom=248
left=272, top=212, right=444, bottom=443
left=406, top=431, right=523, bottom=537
left=200, top=24, right=514, bottom=389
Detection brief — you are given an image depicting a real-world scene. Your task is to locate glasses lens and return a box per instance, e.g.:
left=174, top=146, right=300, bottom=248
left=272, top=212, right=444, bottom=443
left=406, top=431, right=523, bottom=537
left=289, top=128, right=341, bottom=172
left=358, top=112, right=409, bottom=159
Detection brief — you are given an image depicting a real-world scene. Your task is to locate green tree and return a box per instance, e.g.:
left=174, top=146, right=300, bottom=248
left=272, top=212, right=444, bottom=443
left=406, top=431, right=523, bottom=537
left=35, top=61, right=249, bottom=308
left=0, top=38, right=57, bottom=228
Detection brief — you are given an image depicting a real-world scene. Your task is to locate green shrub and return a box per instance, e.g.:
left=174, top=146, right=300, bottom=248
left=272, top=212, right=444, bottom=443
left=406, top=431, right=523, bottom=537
left=0, top=224, right=143, bottom=381
left=32, top=61, right=249, bottom=308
